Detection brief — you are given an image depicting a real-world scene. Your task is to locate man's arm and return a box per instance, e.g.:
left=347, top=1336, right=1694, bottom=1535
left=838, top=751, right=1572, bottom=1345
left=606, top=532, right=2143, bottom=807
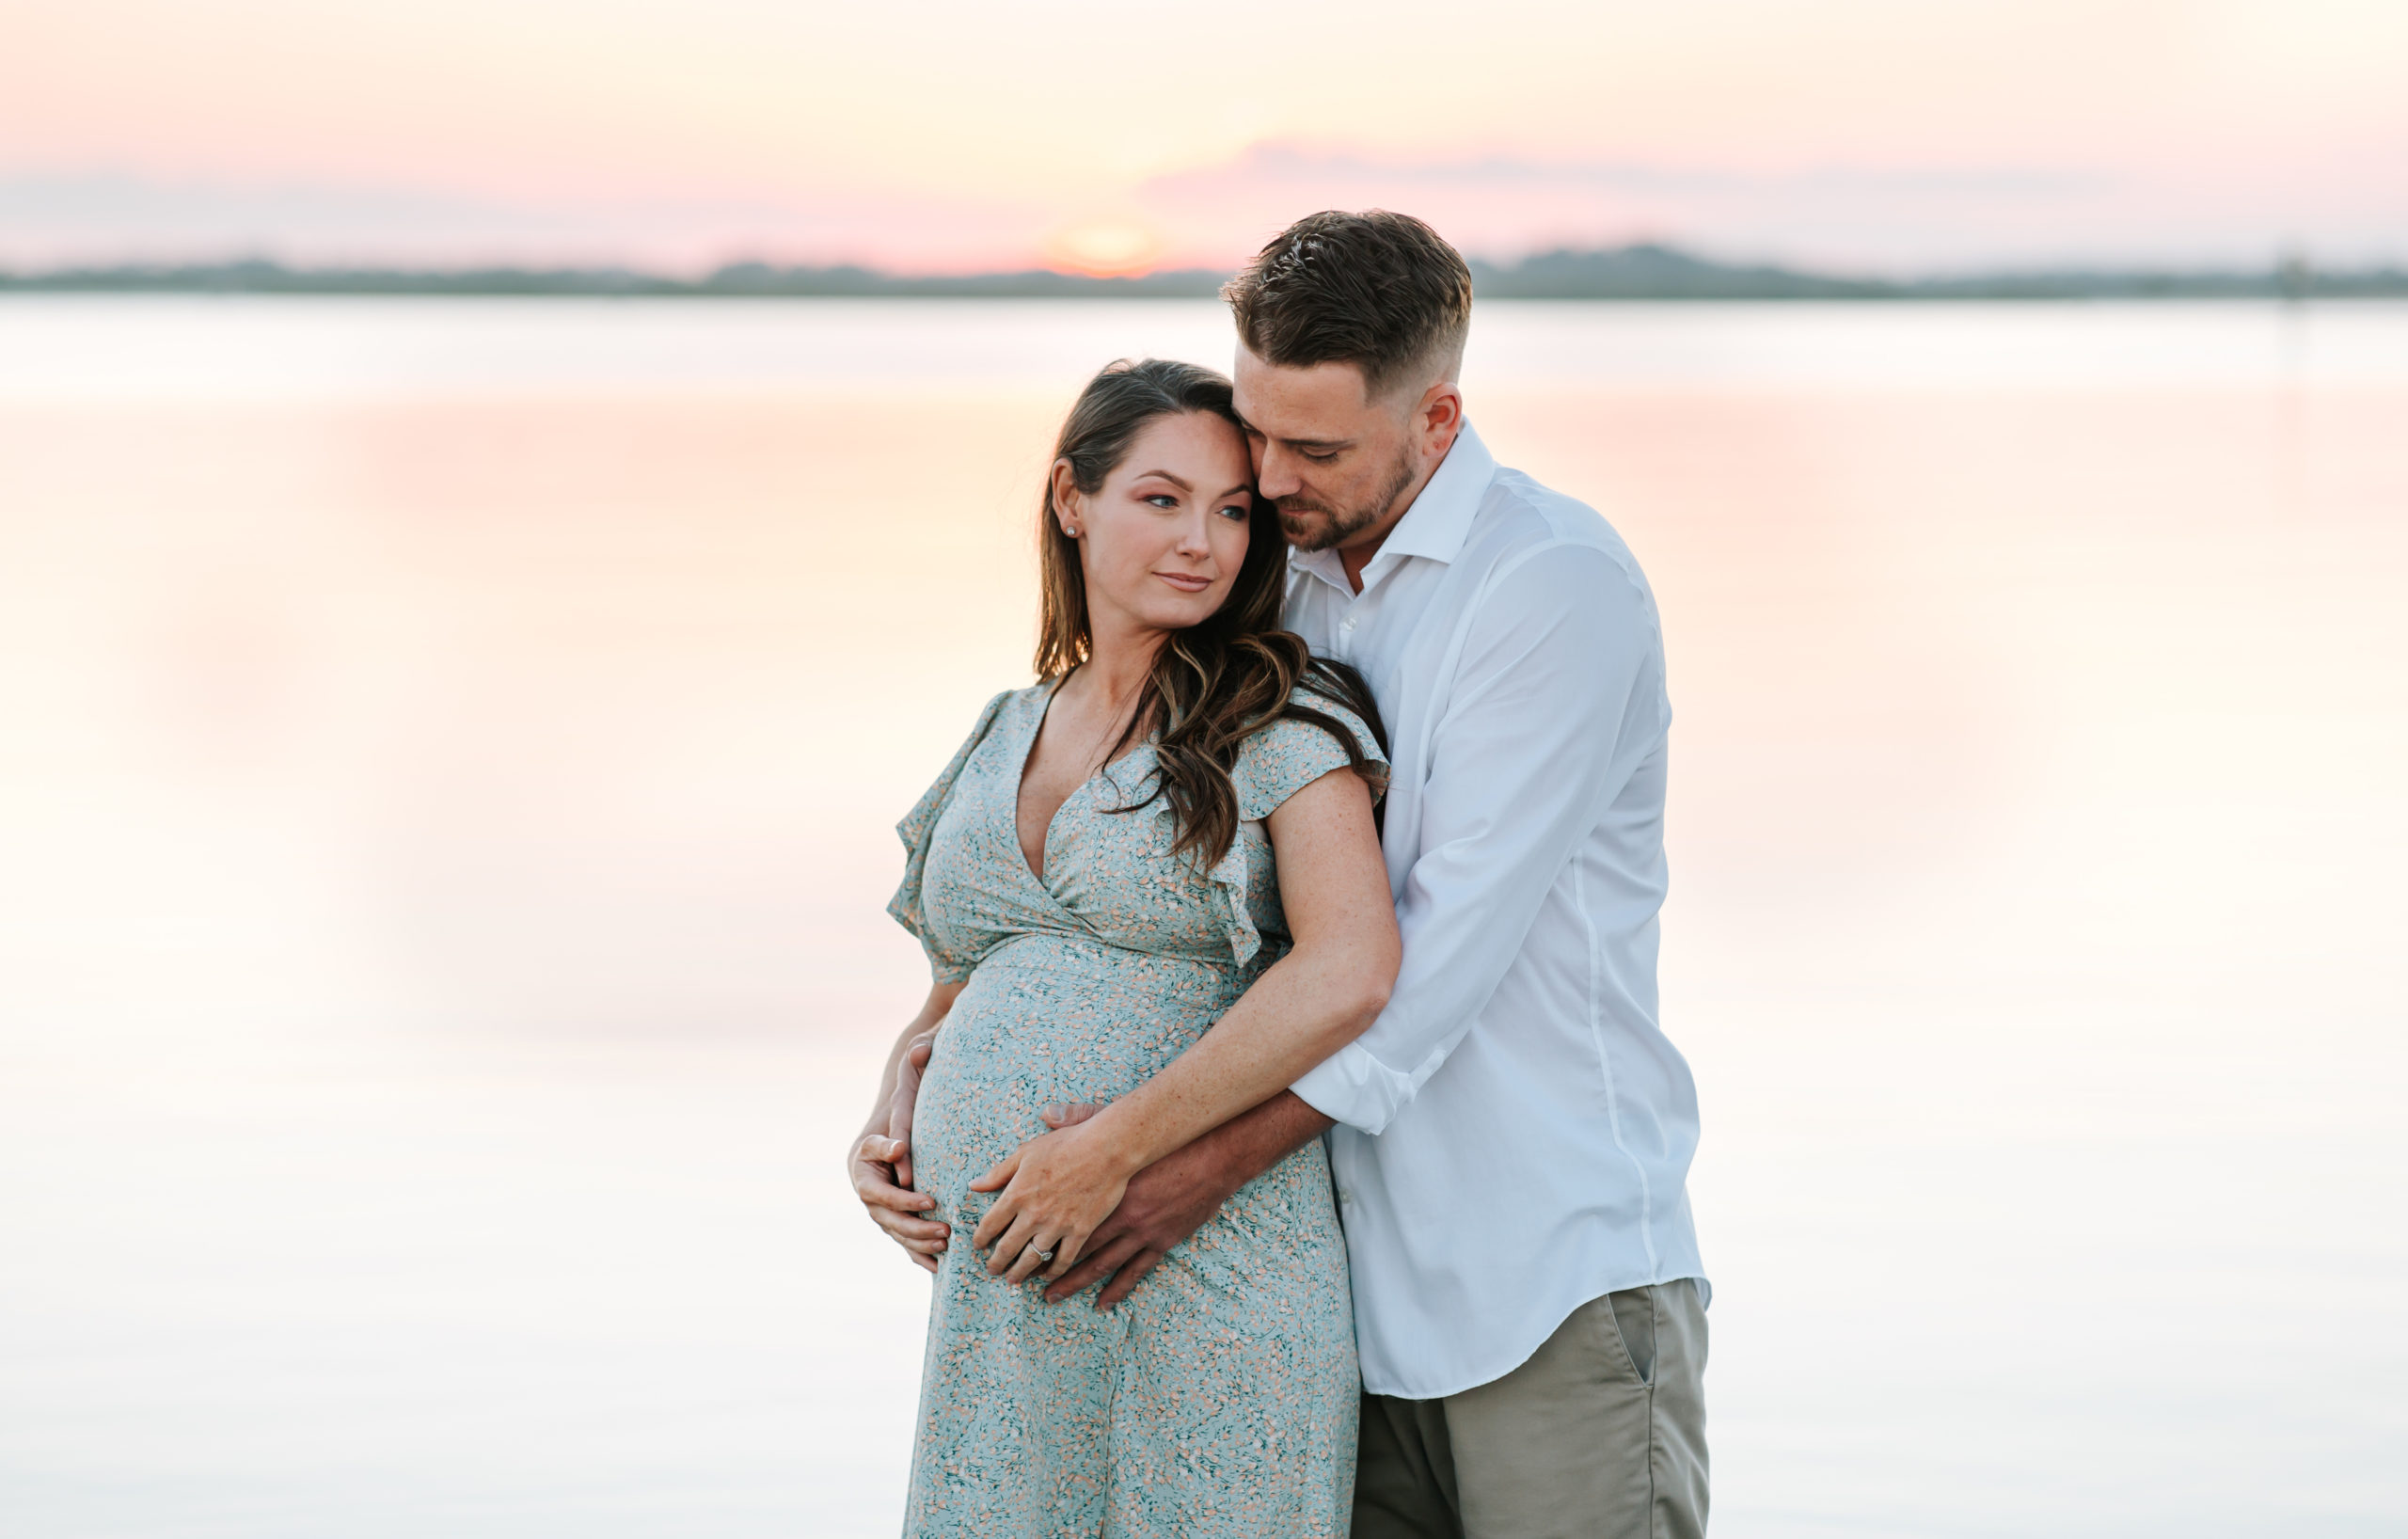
left=1291, top=541, right=1659, bottom=1135
left=1038, top=1090, right=1334, bottom=1308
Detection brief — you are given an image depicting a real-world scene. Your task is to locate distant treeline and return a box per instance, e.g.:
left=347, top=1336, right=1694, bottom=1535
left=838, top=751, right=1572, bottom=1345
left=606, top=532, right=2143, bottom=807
left=5, top=245, right=2404, bottom=300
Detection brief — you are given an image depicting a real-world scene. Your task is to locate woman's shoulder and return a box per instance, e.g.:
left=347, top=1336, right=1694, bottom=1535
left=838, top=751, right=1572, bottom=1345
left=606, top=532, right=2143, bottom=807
left=1262, top=680, right=1385, bottom=762
left=957, top=680, right=1052, bottom=738
left=1232, top=682, right=1387, bottom=820
left=989, top=679, right=1055, bottom=712
left=902, top=681, right=1044, bottom=826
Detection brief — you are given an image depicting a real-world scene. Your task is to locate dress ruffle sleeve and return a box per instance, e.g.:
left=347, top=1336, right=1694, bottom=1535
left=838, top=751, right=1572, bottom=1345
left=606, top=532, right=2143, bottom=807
left=887, top=690, right=1011, bottom=983
left=1204, top=691, right=1389, bottom=968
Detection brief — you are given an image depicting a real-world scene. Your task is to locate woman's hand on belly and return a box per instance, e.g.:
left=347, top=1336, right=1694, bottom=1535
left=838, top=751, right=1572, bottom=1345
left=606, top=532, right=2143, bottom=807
left=966, top=1110, right=1146, bottom=1286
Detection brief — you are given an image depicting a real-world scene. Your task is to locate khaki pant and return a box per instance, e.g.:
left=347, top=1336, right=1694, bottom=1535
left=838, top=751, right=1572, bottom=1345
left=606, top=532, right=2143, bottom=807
left=1354, top=1280, right=1709, bottom=1539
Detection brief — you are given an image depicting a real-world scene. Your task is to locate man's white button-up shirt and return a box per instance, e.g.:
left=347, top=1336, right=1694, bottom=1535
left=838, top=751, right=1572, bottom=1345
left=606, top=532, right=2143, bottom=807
left=1284, top=423, right=1706, bottom=1400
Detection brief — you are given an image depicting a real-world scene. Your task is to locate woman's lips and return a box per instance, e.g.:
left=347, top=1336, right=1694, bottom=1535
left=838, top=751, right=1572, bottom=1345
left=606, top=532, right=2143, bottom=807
left=1155, top=572, right=1212, bottom=593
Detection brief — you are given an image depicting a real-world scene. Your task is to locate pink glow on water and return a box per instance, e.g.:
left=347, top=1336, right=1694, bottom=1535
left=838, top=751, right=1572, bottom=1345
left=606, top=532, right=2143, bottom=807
left=1, top=298, right=2403, bottom=1534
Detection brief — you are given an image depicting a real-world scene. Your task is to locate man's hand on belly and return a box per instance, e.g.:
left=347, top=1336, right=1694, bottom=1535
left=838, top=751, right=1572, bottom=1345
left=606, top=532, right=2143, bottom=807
left=1039, top=1090, right=1338, bottom=1309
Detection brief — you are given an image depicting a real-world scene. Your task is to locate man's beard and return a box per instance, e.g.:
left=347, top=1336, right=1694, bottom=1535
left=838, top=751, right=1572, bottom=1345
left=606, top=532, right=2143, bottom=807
left=1276, top=445, right=1419, bottom=554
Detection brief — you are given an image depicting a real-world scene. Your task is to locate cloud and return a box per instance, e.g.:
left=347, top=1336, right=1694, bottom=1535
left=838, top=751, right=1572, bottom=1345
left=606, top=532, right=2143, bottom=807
left=1134, top=143, right=2402, bottom=272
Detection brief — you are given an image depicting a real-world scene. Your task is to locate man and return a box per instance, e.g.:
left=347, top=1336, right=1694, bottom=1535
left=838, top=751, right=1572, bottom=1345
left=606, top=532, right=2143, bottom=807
left=854, top=210, right=1708, bottom=1538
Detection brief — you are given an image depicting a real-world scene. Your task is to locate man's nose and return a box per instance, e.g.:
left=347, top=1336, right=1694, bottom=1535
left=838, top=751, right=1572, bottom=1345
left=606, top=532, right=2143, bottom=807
left=1257, top=445, right=1303, bottom=500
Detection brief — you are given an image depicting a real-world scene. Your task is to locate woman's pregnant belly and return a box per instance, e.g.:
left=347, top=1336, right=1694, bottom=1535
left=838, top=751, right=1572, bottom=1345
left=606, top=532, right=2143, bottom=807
left=911, top=934, right=1241, bottom=1229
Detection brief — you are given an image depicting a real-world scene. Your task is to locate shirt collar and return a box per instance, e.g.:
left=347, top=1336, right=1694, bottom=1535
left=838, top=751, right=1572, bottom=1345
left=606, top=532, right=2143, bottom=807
left=1287, top=420, right=1497, bottom=587
left=1377, top=421, right=1496, bottom=566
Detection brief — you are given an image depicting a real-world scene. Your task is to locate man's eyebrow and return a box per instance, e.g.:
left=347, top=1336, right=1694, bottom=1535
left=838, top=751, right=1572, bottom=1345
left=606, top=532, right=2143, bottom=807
left=1132, top=468, right=1194, bottom=491
left=1231, top=415, right=1348, bottom=452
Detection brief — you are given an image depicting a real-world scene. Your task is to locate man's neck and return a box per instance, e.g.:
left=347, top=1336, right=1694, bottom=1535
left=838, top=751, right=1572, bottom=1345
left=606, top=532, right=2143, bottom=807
left=1335, top=452, right=1444, bottom=594
left=1337, top=539, right=1383, bottom=595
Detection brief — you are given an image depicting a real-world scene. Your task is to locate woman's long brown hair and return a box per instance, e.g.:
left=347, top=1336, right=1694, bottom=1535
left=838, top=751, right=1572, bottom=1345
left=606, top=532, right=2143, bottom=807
left=1035, top=357, right=1387, bottom=867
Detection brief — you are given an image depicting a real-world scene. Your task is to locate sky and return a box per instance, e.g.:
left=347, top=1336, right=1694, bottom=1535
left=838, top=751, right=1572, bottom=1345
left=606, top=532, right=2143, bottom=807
left=3, top=0, right=2405, bottom=274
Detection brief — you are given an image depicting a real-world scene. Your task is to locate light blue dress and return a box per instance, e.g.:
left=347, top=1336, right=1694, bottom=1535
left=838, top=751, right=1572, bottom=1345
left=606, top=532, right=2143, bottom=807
left=890, top=680, right=1382, bottom=1538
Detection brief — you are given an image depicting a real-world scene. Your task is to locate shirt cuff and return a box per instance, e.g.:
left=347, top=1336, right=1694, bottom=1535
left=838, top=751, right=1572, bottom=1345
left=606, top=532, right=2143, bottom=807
left=1291, top=1041, right=1417, bottom=1136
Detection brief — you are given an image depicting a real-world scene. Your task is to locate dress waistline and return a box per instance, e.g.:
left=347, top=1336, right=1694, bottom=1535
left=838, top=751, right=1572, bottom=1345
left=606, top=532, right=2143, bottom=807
left=977, top=929, right=1244, bottom=978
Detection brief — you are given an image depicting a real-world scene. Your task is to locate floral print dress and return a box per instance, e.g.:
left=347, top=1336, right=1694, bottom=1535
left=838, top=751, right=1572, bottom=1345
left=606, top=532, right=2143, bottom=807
left=890, top=681, right=1382, bottom=1538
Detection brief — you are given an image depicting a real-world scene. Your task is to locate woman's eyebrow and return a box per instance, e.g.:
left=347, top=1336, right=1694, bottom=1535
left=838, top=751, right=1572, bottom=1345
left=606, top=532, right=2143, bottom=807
left=1212, top=484, right=1253, bottom=500
left=1133, top=468, right=1194, bottom=491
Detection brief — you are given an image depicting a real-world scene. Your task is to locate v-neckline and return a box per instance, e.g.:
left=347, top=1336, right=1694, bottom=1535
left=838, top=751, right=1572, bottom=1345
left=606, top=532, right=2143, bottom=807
left=1013, top=678, right=1149, bottom=886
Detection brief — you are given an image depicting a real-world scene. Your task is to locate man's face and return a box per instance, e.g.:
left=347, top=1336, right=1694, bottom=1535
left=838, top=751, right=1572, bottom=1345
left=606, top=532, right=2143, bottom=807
left=1229, top=347, right=1420, bottom=555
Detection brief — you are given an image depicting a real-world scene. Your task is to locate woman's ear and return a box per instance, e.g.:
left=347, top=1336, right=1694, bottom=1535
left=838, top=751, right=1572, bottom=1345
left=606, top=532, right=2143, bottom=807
left=1049, top=460, right=1085, bottom=538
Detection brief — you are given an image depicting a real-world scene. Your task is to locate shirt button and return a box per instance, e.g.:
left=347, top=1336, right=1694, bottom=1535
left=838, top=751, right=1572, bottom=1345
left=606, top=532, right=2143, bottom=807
left=1341, top=616, right=1357, bottom=632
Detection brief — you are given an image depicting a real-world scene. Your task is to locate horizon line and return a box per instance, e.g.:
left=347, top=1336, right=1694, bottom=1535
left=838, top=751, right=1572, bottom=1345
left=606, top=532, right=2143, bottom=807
left=5, top=244, right=2404, bottom=302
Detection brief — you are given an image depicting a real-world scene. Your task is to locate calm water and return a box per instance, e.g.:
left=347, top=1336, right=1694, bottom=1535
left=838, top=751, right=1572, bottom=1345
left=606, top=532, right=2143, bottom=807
left=2, top=297, right=2404, bottom=1537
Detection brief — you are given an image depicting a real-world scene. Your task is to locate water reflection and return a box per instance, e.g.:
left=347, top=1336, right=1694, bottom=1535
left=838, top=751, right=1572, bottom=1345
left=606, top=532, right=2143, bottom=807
left=1, top=299, right=2403, bottom=1537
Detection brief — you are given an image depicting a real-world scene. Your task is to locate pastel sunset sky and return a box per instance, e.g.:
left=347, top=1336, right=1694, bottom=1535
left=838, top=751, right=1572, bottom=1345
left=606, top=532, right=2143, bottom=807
left=4, top=0, right=2404, bottom=273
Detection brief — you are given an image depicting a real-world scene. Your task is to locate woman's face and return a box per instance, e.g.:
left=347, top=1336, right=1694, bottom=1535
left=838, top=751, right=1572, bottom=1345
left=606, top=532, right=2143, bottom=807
left=1055, top=411, right=1256, bottom=638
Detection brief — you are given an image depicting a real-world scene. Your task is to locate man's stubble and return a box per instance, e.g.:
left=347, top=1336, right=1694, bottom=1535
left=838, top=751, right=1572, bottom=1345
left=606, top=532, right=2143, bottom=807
left=1276, top=441, right=1420, bottom=555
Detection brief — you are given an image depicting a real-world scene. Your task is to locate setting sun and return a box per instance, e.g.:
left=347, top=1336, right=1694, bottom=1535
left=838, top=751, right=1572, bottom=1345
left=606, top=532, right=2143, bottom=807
left=1043, top=218, right=1164, bottom=278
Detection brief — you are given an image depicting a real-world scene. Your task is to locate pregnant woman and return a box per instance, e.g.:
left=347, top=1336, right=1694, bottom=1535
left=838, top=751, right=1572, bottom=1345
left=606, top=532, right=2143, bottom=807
left=850, top=358, right=1399, bottom=1536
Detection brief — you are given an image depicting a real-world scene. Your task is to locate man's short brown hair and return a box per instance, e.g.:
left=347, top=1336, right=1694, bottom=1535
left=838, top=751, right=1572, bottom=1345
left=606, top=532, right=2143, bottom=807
left=1223, top=210, right=1474, bottom=399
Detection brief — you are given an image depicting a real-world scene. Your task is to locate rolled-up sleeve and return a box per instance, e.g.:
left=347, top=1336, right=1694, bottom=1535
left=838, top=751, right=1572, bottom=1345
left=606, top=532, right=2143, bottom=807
left=1291, top=542, right=1659, bottom=1134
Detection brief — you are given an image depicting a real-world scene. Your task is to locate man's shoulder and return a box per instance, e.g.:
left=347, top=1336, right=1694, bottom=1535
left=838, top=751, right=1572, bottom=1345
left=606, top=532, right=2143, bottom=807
left=1472, top=464, right=1656, bottom=607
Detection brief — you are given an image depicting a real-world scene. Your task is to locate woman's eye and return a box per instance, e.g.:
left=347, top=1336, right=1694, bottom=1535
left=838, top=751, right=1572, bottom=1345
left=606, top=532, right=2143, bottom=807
left=1216, top=502, right=1250, bottom=522
left=1146, top=494, right=1179, bottom=509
